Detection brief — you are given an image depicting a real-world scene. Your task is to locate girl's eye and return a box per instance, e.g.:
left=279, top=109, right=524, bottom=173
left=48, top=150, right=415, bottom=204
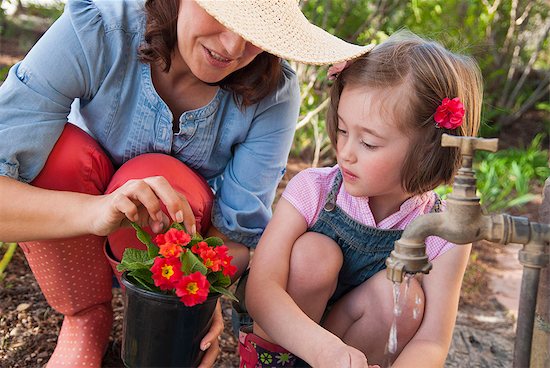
left=337, top=128, right=347, bottom=135
left=361, top=141, right=377, bottom=150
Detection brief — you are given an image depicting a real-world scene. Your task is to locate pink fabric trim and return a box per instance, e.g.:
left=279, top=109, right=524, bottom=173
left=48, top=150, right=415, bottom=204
left=282, top=165, right=455, bottom=261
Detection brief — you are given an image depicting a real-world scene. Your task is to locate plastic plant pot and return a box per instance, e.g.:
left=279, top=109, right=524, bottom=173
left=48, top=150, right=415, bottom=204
left=121, top=272, right=219, bottom=368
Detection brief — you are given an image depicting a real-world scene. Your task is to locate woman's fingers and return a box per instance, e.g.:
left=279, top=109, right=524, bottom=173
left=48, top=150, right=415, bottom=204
left=94, top=176, right=197, bottom=236
left=197, top=337, right=220, bottom=368
left=200, top=301, right=224, bottom=350
left=119, top=179, right=164, bottom=221
left=176, top=192, right=196, bottom=234
left=197, top=301, right=223, bottom=368
left=112, top=192, right=140, bottom=222
left=142, top=177, right=197, bottom=232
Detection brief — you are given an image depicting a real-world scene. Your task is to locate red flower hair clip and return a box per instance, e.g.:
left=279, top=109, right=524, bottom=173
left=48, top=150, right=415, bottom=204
left=434, top=97, right=465, bottom=129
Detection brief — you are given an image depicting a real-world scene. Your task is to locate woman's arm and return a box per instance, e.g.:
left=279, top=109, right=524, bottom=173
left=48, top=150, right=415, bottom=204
left=392, top=244, right=471, bottom=367
left=210, top=63, right=300, bottom=249
left=0, top=175, right=195, bottom=243
left=247, top=198, right=368, bottom=367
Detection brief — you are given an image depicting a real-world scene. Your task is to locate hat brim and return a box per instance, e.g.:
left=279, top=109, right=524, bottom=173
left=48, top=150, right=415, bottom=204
left=195, top=0, right=374, bottom=65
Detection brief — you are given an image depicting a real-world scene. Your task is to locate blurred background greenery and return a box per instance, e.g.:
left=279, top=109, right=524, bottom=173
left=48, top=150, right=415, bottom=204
left=0, top=0, right=548, bottom=215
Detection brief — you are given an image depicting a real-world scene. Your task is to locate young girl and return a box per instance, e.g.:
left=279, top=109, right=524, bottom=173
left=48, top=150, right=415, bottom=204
left=243, top=32, right=483, bottom=368
left=0, top=1, right=370, bottom=366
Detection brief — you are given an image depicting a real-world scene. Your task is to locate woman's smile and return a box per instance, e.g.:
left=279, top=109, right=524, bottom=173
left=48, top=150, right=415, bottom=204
left=202, top=45, right=235, bottom=68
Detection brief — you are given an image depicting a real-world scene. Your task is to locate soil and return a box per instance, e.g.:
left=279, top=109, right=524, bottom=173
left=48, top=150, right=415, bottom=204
left=0, top=11, right=546, bottom=368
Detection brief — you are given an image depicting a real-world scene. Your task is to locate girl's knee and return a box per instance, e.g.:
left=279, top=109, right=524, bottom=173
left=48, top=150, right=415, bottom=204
left=288, top=232, right=342, bottom=291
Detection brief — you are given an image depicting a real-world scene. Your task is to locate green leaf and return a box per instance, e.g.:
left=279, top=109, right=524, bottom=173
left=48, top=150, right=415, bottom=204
left=180, top=250, right=208, bottom=275
left=170, top=222, right=187, bottom=231
left=210, top=285, right=238, bottom=302
left=117, top=248, right=154, bottom=272
left=208, top=272, right=231, bottom=288
left=126, top=271, right=158, bottom=292
left=203, top=236, right=224, bottom=248
left=130, top=222, right=159, bottom=258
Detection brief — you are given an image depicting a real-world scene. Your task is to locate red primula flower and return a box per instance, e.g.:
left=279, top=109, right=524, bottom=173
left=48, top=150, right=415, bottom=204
left=175, top=271, right=210, bottom=307
left=154, top=228, right=191, bottom=247
left=151, top=257, right=183, bottom=291
left=434, top=97, right=465, bottom=130
left=158, top=242, right=184, bottom=258
left=191, top=241, right=210, bottom=255
left=200, top=248, right=222, bottom=272
left=215, top=245, right=237, bottom=277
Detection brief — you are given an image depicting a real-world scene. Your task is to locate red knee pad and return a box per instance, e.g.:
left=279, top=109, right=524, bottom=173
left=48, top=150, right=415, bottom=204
left=30, top=123, right=114, bottom=194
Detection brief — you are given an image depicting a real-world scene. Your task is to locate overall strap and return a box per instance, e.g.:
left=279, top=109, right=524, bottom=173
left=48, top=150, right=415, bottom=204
left=323, top=169, right=343, bottom=212
left=430, top=193, right=442, bottom=213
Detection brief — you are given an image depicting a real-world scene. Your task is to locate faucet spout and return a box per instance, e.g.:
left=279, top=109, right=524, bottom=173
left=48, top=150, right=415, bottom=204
left=386, top=134, right=500, bottom=283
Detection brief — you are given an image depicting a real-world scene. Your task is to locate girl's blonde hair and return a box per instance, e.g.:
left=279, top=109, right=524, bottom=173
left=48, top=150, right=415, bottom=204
left=327, top=32, right=483, bottom=195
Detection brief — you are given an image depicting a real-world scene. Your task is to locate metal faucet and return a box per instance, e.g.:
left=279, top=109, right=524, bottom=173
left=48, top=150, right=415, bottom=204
left=385, top=134, right=550, bottom=368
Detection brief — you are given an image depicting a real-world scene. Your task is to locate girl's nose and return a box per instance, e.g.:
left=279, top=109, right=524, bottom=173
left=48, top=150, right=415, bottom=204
left=339, top=139, right=356, bottom=163
left=219, top=31, right=246, bottom=58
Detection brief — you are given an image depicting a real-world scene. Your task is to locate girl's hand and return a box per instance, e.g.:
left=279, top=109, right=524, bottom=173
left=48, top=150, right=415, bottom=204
left=316, top=343, right=371, bottom=368
left=197, top=300, right=224, bottom=368
left=89, top=176, right=196, bottom=236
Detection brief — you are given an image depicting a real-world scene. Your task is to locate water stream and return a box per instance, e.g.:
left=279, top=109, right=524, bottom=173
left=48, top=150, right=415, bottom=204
left=385, top=274, right=423, bottom=365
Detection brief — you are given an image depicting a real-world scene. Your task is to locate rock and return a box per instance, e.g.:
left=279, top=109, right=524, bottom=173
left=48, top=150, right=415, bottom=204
left=16, top=303, right=30, bottom=312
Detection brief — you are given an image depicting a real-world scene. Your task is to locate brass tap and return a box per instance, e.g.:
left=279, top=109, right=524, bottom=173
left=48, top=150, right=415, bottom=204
left=384, top=134, right=550, bottom=367
left=386, top=134, right=498, bottom=283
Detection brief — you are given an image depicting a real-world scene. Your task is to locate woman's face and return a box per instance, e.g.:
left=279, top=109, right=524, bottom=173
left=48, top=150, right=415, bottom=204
left=176, top=0, right=263, bottom=83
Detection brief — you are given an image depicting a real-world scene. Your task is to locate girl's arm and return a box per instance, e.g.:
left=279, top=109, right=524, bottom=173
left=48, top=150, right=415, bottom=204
left=392, top=244, right=471, bottom=367
left=247, top=198, right=369, bottom=367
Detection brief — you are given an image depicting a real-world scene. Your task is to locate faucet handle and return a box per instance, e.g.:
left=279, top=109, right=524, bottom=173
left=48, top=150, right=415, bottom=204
left=441, top=134, right=498, bottom=156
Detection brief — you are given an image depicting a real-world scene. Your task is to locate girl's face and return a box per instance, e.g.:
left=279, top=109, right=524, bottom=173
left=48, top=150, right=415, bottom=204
left=336, top=85, right=412, bottom=202
left=176, top=0, right=263, bottom=83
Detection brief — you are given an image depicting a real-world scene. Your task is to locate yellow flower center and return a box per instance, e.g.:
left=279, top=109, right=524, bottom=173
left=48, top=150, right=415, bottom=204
left=186, top=282, right=199, bottom=294
left=205, top=259, right=213, bottom=268
left=161, top=265, right=174, bottom=279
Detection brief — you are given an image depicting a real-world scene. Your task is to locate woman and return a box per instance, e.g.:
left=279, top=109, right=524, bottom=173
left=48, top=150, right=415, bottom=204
left=0, top=0, right=370, bottom=367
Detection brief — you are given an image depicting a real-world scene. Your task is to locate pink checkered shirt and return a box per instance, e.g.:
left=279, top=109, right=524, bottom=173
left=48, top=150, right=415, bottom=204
left=282, top=165, right=455, bottom=261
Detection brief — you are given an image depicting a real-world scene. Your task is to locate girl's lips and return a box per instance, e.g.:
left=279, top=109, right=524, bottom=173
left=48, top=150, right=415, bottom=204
left=202, top=45, right=234, bottom=68
left=342, top=168, right=358, bottom=181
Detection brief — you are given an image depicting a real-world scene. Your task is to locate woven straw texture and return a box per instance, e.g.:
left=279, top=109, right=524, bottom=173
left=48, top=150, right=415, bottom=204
left=195, top=0, right=374, bottom=65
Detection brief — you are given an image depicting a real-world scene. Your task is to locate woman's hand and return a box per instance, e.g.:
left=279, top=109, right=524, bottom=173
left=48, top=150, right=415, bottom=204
left=197, top=300, right=224, bottom=368
left=89, top=176, right=196, bottom=236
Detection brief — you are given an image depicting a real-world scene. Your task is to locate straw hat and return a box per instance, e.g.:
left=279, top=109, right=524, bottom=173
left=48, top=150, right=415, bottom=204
left=194, top=0, right=374, bottom=65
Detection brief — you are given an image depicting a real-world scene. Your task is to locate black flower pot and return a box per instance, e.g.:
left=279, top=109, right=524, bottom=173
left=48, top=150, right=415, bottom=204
left=121, top=273, right=219, bottom=368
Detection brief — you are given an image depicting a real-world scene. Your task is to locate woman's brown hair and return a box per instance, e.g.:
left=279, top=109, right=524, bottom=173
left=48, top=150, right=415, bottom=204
left=327, top=32, right=483, bottom=195
left=137, top=0, right=282, bottom=106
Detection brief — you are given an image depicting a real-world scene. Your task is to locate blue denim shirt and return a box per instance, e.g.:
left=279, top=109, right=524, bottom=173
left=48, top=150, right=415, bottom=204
left=0, top=0, right=300, bottom=247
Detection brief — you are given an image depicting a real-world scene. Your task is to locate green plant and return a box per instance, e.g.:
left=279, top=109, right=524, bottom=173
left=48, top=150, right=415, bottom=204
left=475, top=133, right=549, bottom=212
left=0, top=242, right=17, bottom=281
left=117, top=222, right=237, bottom=306
left=0, top=66, right=10, bottom=83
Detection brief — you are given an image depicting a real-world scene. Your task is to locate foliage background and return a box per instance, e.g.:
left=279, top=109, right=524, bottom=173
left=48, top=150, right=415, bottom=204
left=0, top=0, right=549, bottom=210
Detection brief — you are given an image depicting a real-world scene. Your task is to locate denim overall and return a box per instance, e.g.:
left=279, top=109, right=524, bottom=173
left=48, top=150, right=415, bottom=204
left=310, top=170, right=440, bottom=302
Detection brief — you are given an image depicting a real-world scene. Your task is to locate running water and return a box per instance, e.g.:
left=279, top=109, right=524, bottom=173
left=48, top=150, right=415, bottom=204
left=413, top=293, right=422, bottom=320
left=386, top=282, right=401, bottom=355
left=385, top=274, right=422, bottom=362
